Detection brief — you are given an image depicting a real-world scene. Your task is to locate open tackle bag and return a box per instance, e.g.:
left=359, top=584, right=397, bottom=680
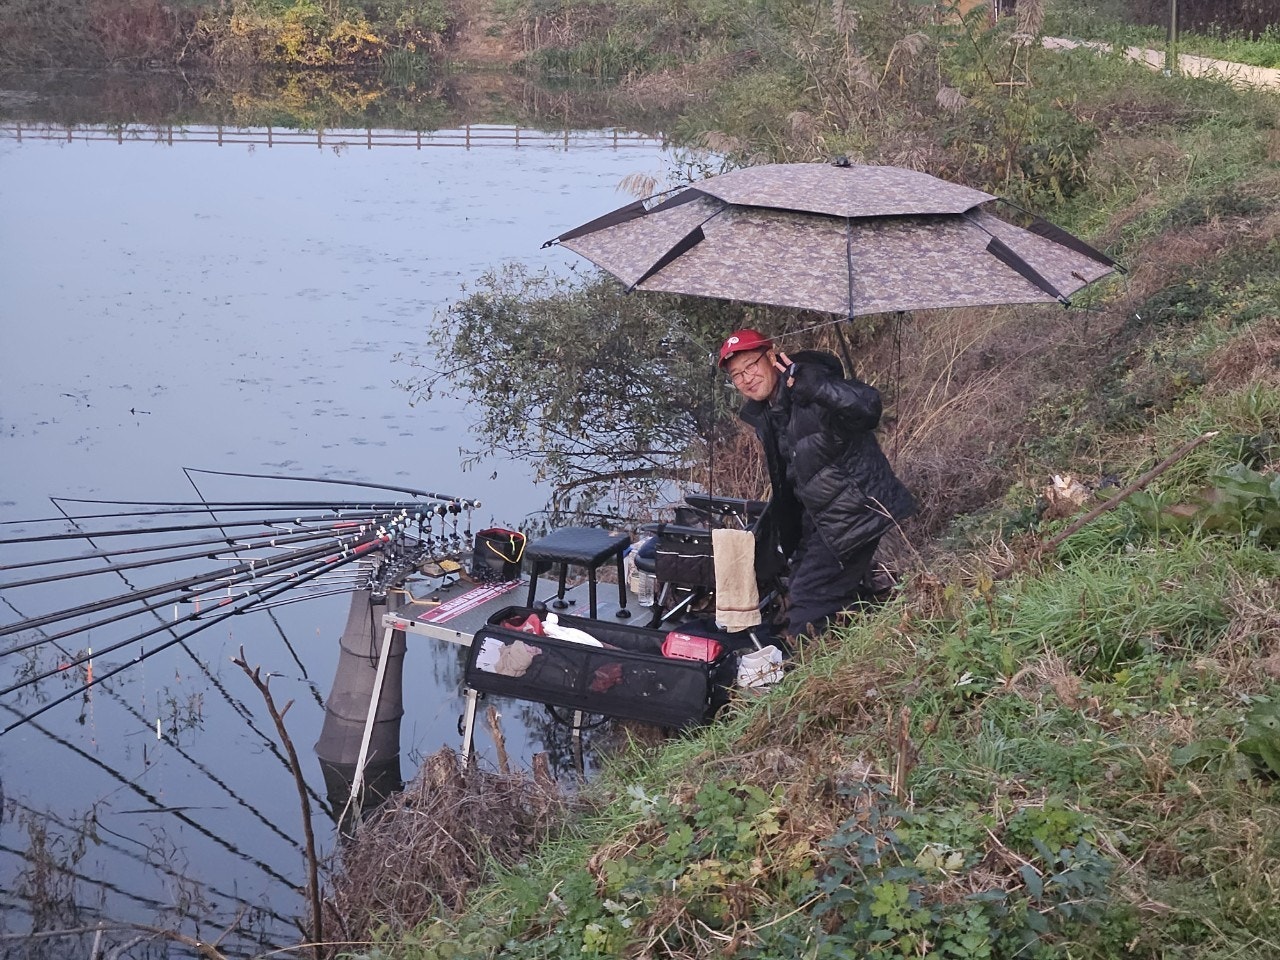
left=465, top=607, right=738, bottom=729
left=470, top=528, right=526, bottom=583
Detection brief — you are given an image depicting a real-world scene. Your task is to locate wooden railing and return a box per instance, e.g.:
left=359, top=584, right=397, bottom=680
left=0, top=122, right=666, bottom=150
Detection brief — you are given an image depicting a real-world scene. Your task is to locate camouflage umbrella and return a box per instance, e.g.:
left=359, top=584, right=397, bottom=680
left=544, top=160, right=1117, bottom=317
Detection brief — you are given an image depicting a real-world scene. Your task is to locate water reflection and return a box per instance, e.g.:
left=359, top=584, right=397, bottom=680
left=0, top=121, right=661, bottom=152
left=0, top=66, right=655, bottom=133
left=0, top=78, right=672, bottom=955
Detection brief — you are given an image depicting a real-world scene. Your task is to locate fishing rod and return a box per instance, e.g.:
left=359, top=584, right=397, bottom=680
left=184, top=466, right=482, bottom=509
left=0, top=520, right=381, bottom=573
left=0, top=526, right=397, bottom=722
left=19, top=497, right=439, bottom=524
left=179, top=469, right=329, bottom=718
left=0, top=512, right=419, bottom=547
left=251, top=584, right=368, bottom=610
left=0, top=498, right=468, bottom=571
left=0, top=543, right=386, bottom=662
left=0, top=523, right=374, bottom=589
left=0, top=504, right=384, bottom=783
left=147, top=560, right=377, bottom=610
left=0, top=551, right=377, bottom=670
left=0, top=518, right=400, bottom=644
left=0, top=511, right=454, bottom=657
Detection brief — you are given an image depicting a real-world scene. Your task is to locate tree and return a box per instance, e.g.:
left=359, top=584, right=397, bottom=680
left=399, top=264, right=743, bottom=520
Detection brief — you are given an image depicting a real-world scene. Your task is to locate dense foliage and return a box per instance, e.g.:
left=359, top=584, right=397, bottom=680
left=0, top=0, right=451, bottom=68
left=340, top=2, right=1280, bottom=959
left=398, top=264, right=747, bottom=520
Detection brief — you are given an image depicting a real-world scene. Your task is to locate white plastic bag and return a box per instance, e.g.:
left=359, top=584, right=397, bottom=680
left=542, top=613, right=604, bottom=647
left=736, top=644, right=784, bottom=688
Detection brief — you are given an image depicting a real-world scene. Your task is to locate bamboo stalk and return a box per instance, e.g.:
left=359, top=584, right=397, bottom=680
left=1007, top=430, right=1220, bottom=577
left=486, top=705, right=511, bottom=776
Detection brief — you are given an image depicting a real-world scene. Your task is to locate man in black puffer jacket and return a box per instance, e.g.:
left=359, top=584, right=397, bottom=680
left=719, top=328, right=915, bottom=639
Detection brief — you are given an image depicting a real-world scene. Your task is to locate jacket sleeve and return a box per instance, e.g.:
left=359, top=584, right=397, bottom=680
left=791, top=364, right=882, bottom=431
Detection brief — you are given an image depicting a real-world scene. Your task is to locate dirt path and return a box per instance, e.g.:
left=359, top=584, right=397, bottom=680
left=1043, top=36, right=1280, bottom=90
left=448, top=0, right=517, bottom=64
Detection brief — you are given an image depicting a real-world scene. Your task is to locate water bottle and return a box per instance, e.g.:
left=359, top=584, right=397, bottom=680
left=636, top=571, right=655, bottom=607
left=624, top=549, right=640, bottom=593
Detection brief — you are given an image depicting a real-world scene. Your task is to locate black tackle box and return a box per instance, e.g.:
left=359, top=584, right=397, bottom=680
left=465, top=606, right=736, bottom=729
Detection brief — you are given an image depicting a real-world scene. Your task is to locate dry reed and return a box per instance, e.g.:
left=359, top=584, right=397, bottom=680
left=323, top=747, right=572, bottom=944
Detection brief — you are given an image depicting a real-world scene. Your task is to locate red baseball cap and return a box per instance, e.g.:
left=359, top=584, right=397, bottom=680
left=718, top=328, right=773, bottom=367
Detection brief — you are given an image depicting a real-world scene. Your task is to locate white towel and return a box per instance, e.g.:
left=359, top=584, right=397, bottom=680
left=713, top=528, right=761, bottom=631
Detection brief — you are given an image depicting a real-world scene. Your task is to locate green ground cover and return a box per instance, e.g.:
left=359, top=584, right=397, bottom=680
left=337, top=2, right=1280, bottom=958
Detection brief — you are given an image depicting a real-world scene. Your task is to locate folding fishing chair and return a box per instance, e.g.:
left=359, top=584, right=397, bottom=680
left=635, top=494, right=786, bottom=630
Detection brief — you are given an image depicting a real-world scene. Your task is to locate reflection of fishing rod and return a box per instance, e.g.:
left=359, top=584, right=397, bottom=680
left=0, top=524, right=369, bottom=588
left=0, top=701, right=307, bottom=898
left=1, top=528, right=395, bottom=735
left=0, top=519, right=400, bottom=641
left=0, top=804, right=292, bottom=926
left=2, top=596, right=327, bottom=844
left=184, top=466, right=482, bottom=508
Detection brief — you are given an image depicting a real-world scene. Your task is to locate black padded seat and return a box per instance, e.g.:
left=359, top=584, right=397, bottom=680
left=524, top=527, right=632, bottom=619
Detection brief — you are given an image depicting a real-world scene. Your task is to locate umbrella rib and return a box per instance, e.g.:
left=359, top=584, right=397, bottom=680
left=546, top=198, right=649, bottom=246
left=996, top=199, right=1121, bottom=269
left=545, top=187, right=699, bottom=247
left=632, top=225, right=707, bottom=290
left=646, top=188, right=704, bottom=214
left=1026, top=217, right=1121, bottom=269
left=965, top=210, right=1073, bottom=303
left=984, top=235, right=1068, bottom=303
left=844, top=217, right=854, bottom=319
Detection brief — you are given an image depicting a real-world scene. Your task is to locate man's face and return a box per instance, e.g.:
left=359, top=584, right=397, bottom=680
left=725, top=348, right=778, bottom=402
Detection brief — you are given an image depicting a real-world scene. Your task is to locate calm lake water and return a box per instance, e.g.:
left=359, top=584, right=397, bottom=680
left=0, top=115, right=671, bottom=955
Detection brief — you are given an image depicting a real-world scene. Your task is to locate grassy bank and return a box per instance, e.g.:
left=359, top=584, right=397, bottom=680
left=330, top=1, right=1280, bottom=958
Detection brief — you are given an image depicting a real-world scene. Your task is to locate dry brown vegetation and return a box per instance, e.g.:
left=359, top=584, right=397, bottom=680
left=323, top=747, right=571, bottom=941
left=289, top=3, right=1280, bottom=954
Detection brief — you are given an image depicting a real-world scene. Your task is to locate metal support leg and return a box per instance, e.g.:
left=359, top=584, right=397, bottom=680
left=571, top=709, right=585, bottom=777
left=525, top=564, right=541, bottom=608
left=614, top=551, right=631, bottom=619
left=553, top=563, right=570, bottom=608
left=459, top=688, right=480, bottom=768
left=347, top=621, right=397, bottom=809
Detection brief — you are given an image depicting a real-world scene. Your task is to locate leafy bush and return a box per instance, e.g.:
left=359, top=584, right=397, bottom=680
left=1132, top=462, right=1280, bottom=547
left=220, top=0, right=384, bottom=67
left=755, top=783, right=1119, bottom=960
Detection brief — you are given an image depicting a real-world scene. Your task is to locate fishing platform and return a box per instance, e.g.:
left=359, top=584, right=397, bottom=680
left=0, top=474, right=778, bottom=814
left=341, top=524, right=649, bottom=794
left=324, top=507, right=779, bottom=809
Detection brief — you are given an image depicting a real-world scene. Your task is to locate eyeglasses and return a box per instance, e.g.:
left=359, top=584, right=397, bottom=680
left=727, top=352, right=769, bottom=385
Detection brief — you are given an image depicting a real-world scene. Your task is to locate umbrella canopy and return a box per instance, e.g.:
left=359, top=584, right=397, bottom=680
left=545, top=161, right=1117, bottom=318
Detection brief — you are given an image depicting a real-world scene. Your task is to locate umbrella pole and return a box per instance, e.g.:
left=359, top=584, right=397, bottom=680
left=890, top=312, right=906, bottom=459
left=834, top=324, right=857, bottom=378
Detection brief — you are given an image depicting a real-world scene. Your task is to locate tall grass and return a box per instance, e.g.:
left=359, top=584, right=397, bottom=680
left=312, top=2, right=1280, bottom=956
